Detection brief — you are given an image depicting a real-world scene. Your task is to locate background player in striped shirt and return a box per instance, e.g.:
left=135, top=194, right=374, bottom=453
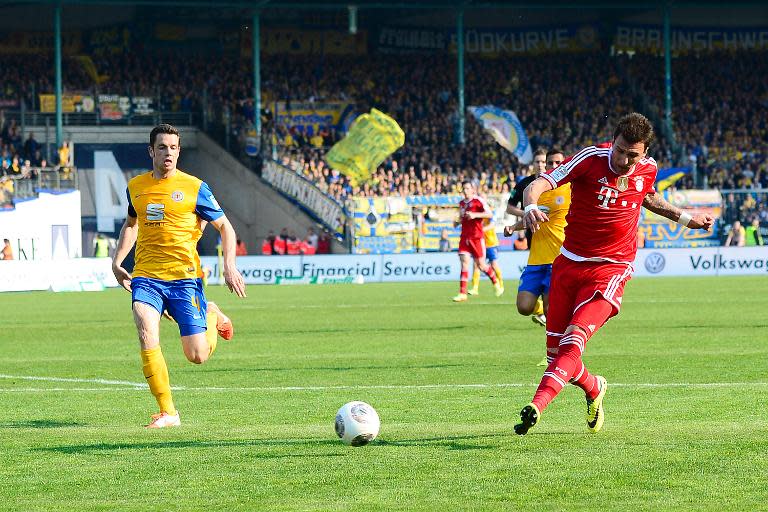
left=513, top=113, right=714, bottom=435
left=112, top=124, right=247, bottom=428
left=453, top=181, right=503, bottom=302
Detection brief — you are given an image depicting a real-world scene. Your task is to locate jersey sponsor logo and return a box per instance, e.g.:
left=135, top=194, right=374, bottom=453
left=146, top=203, right=165, bottom=221
left=208, top=194, right=220, bottom=210
left=617, top=176, right=629, bottom=192
left=597, top=186, right=619, bottom=209
left=171, top=190, right=184, bottom=202
left=644, top=252, right=666, bottom=274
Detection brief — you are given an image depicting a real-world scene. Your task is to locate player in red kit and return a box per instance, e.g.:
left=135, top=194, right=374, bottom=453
left=453, top=181, right=503, bottom=302
left=513, top=113, right=714, bottom=435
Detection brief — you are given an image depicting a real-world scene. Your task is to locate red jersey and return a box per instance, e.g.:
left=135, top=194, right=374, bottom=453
left=459, top=195, right=490, bottom=240
left=541, top=144, right=657, bottom=264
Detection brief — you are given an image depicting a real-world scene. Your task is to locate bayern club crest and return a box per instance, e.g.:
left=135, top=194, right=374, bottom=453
left=634, top=177, right=644, bottom=191
left=617, top=176, right=629, bottom=192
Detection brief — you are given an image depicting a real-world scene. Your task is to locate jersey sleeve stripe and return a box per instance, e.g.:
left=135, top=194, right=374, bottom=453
left=541, top=173, right=558, bottom=189
left=545, top=146, right=604, bottom=185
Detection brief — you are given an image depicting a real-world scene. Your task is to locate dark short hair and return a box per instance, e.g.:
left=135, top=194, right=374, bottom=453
left=149, top=124, right=180, bottom=147
left=546, top=148, right=565, bottom=159
left=3, top=239, right=9, bottom=243
left=613, top=113, right=654, bottom=150
left=461, top=180, right=474, bottom=188
left=533, top=148, right=547, bottom=158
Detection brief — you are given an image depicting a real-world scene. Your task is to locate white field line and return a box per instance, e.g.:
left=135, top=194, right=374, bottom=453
left=1, top=374, right=768, bottom=392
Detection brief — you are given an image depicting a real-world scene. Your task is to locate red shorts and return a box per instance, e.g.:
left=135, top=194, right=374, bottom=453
left=458, top=237, right=485, bottom=260
left=546, top=255, right=633, bottom=336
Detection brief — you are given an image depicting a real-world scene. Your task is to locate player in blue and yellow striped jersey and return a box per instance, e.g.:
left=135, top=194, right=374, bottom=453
left=504, top=149, right=569, bottom=335
left=112, top=124, right=246, bottom=428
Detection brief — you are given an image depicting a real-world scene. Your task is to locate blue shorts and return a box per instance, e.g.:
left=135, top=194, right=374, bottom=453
left=518, top=264, right=553, bottom=297
left=131, top=277, right=207, bottom=336
left=486, top=246, right=499, bottom=262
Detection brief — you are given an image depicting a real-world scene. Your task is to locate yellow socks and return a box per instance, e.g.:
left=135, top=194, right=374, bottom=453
left=494, top=267, right=504, bottom=289
left=533, top=298, right=544, bottom=316
left=141, top=346, right=176, bottom=415
left=471, top=269, right=480, bottom=291
left=206, top=310, right=218, bottom=357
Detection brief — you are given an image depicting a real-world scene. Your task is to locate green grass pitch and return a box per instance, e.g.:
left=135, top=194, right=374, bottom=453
left=1, top=276, right=767, bottom=511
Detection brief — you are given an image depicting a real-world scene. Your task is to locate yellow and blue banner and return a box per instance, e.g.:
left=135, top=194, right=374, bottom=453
left=326, top=109, right=405, bottom=186
left=275, top=101, right=356, bottom=136
left=655, top=166, right=691, bottom=192
left=468, top=106, right=533, bottom=164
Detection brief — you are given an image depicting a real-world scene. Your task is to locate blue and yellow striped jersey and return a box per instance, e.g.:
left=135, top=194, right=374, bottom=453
left=529, top=183, right=571, bottom=265
left=127, top=170, right=223, bottom=281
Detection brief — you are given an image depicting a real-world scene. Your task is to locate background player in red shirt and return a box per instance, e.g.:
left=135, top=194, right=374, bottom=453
left=514, top=113, right=714, bottom=435
left=453, top=181, right=503, bottom=302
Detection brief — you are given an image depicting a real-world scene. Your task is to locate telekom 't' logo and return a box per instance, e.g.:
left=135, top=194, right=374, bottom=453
left=597, top=186, right=618, bottom=209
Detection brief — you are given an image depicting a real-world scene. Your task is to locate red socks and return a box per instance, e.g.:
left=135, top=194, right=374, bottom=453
left=459, top=270, right=469, bottom=294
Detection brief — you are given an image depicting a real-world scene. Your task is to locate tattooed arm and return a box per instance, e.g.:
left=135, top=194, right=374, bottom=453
left=642, top=192, right=715, bottom=230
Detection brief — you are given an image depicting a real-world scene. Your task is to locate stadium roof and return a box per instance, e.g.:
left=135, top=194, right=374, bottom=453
left=1, top=0, right=767, bottom=8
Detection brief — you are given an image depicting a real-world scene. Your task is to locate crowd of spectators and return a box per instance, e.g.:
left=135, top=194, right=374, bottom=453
left=269, top=52, right=633, bottom=203
left=626, top=51, right=768, bottom=191
left=259, top=227, right=333, bottom=255
left=1, top=47, right=766, bottom=228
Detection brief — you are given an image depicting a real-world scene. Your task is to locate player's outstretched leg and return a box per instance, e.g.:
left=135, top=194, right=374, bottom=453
left=585, top=376, right=607, bottom=433
left=513, top=403, right=540, bottom=435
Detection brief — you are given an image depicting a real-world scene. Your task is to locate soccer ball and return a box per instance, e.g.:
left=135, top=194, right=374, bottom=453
left=334, top=401, right=380, bottom=446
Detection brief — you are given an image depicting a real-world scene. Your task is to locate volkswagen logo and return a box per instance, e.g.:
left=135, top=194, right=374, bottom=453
left=644, top=252, right=666, bottom=274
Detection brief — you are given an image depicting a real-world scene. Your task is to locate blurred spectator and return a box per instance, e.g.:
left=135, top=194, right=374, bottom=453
left=317, top=230, right=332, bottom=254
left=273, top=229, right=287, bottom=255
left=305, top=227, right=318, bottom=250
left=57, top=141, right=71, bottom=176
left=1, top=238, right=12, bottom=260
left=23, top=132, right=38, bottom=160
left=513, top=231, right=528, bottom=251
left=301, top=236, right=316, bottom=255
left=92, top=233, right=114, bottom=258
left=439, top=229, right=451, bottom=252
left=261, top=231, right=275, bottom=255
left=235, top=238, right=248, bottom=256
left=745, top=218, right=764, bottom=246
left=286, top=231, right=301, bottom=255
left=725, top=220, right=746, bottom=247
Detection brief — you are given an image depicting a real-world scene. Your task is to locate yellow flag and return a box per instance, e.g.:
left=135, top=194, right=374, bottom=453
left=325, top=109, right=404, bottom=186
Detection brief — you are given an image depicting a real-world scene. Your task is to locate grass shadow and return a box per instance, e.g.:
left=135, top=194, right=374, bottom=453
left=37, top=437, right=342, bottom=455
left=375, top=434, right=496, bottom=451
left=189, top=362, right=475, bottom=374
left=0, top=420, right=85, bottom=429
left=38, top=434, right=498, bottom=455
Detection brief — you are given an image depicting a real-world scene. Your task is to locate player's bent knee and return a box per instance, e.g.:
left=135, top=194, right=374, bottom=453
left=184, top=349, right=208, bottom=365
left=516, top=298, right=535, bottom=315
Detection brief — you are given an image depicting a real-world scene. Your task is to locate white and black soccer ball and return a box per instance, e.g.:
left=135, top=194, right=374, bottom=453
left=334, top=401, right=380, bottom=446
